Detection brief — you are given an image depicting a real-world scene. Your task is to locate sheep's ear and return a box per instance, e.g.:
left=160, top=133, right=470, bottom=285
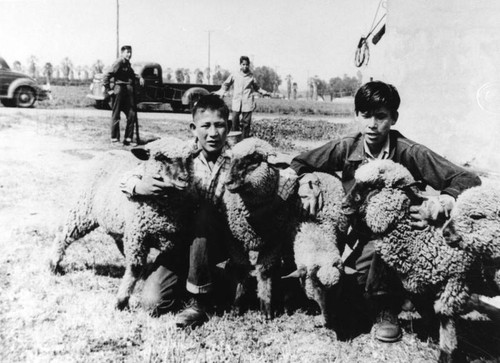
left=131, top=147, right=150, bottom=161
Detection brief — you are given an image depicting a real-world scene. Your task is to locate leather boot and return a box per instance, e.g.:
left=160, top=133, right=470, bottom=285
left=372, top=295, right=402, bottom=342
left=175, top=294, right=212, bottom=329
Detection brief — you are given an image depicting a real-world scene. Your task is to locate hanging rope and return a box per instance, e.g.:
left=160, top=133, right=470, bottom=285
left=354, top=0, right=387, bottom=67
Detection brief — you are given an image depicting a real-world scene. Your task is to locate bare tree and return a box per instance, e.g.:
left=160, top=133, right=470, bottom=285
left=27, top=55, right=38, bottom=78
left=61, top=57, right=73, bottom=80
left=194, top=68, right=204, bottom=84
left=93, top=60, right=105, bottom=74
left=285, top=74, right=292, bottom=99
left=43, top=62, right=53, bottom=84
left=12, top=61, right=22, bottom=72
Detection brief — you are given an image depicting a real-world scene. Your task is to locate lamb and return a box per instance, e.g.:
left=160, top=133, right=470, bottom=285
left=342, top=159, right=479, bottom=363
left=49, top=137, right=197, bottom=310
left=223, top=137, right=346, bottom=324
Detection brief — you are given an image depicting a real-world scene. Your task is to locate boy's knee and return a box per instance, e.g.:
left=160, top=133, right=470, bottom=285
left=141, top=265, right=182, bottom=316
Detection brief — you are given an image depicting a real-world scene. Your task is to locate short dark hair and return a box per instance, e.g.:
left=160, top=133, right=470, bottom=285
left=354, top=81, right=401, bottom=117
left=121, top=45, right=132, bottom=52
left=239, top=56, right=250, bottom=65
left=192, top=94, right=230, bottom=121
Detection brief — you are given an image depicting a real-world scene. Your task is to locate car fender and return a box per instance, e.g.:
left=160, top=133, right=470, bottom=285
left=181, top=87, right=210, bottom=106
left=7, top=78, right=37, bottom=98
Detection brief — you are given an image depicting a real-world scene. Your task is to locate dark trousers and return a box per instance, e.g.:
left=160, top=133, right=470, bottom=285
left=141, top=203, right=229, bottom=315
left=344, top=239, right=403, bottom=298
left=231, top=111, right=252, bottom=138
left=110, top=84, right=136, bottom=141
left=186, top=203, right=230, bottom=295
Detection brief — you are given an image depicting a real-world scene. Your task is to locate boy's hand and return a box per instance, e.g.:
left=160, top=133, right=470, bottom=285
left=410, top=194, right=455, bottom=229
left=298, top=173, right=323, bottom=217
left=133, top=175, right=176, bottom=196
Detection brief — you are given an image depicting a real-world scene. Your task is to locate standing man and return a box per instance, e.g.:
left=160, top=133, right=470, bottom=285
left=216, top=56, right=270, bottom=138
left=103, top=45, right=143, bottom=146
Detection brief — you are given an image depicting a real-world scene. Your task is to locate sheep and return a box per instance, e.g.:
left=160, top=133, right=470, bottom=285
left=49, top=137, right=197, bottom=310
left=223, top=137, right=346, bottom=324
left=342, top=159, right=479, bottom=363
left=442, top=185, right=500, bottom=312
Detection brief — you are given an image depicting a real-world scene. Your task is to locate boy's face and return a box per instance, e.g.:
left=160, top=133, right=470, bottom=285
left=358, top=106, right=398, bottom=150
left=190, top=109, right=229, bottom=157
left=240, top=60, right=250, bottom=74
left=121, top=49, right=132, bottom=61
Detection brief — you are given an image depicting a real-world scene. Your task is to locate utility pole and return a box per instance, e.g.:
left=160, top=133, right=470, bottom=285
left=207, top=30, right=212, bottom=84
left=116, top=0, right=120, bottom=58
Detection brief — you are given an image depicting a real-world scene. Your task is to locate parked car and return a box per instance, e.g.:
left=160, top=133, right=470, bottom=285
left=0, top=56, right=51, bottom=108
left=87, top=62, right=220, bottom=112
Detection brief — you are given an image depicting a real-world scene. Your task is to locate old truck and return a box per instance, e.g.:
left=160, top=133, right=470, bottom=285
left=87, top=62, right=220, bottom=112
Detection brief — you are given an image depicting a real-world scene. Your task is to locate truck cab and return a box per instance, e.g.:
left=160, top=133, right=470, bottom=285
left=87, top=62, right=220, bottom=112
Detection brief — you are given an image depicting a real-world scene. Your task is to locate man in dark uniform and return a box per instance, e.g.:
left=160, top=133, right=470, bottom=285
left=103, top=45, right=143, bottom=145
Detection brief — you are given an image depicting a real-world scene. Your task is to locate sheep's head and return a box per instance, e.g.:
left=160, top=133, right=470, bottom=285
left=443, top=186, right=500, bottom=256
left=131, top=137, right=196, bottom=191
left=342, top=160, right=424, bottom=234
left=225, top=138, right=278, bottom=194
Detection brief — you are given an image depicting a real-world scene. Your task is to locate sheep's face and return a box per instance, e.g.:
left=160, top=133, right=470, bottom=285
left=132, top=141, right=194, bottom=191
left=344, top=183, right=410, bottom=235
left=225, top=152, right=273, bottom=193
left=443, top=187, right=500, bottom=256
left=150, top=152, right=192, bottom=190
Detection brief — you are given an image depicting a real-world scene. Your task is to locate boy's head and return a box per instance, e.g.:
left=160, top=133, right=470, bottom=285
left=355, top=81, right=400, bottom=153
left=120, top=45, right=132, bottom=61
left=190, top=94, right=231, bottom=157
left=354, top=81, right=400, bottom=119
left=239, top=56, right=250, bottom=74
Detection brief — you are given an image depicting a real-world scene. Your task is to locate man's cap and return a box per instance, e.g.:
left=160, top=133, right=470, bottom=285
left=121, top=45, right=132, bottom=52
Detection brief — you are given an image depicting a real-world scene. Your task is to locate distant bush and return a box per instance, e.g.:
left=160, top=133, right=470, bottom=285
left=254, top=98, right=354, bottom=117
left=252, top=117, right=358, bottom=150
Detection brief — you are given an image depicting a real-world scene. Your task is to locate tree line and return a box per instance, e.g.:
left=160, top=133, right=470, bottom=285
left=11, top=55, right=362, bottom=99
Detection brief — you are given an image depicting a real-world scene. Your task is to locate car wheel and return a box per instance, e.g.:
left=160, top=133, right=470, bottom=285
left=14, top=86, right=36, bottom=108
left=1, top=99, right=15, bottom=107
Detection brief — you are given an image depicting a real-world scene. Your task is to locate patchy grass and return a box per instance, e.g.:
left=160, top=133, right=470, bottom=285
left=34, top=85, right=355, bottom=116
left=0, top=112, right=498, bottom=362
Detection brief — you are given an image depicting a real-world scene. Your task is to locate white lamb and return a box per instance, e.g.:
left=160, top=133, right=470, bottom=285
left=49, top=137, right=197, bottom=310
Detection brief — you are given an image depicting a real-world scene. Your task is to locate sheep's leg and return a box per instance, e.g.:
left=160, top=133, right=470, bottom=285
left=437, top=316, right=465, bottom=363
left=256, top=265, right=275, bottom=319
left=115, top=235, right=148, bottom=310
left=48, top=212, right=98, bottom=274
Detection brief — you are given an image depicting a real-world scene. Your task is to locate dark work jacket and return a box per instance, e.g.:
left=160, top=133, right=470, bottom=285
left=103, top=58, right=136, bottom=89
left=290, top=130, right=481, bottom=197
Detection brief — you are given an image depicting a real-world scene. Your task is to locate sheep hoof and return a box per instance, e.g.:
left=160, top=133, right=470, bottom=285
left=260, top=300, right=274, bottom=320
left=115, top=298, right=130, bottom=311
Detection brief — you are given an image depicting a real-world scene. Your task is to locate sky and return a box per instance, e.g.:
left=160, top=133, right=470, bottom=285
left=0, top=0, right=385, bottom=90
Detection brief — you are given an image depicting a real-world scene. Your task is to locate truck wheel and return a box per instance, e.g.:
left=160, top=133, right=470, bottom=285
left=1, top=99, right=15, bottom=107
left=14, top=86, right=36, bottom=108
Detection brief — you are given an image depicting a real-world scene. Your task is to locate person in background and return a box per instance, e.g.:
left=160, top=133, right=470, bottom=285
left=289, top=80, right=481, bottom=343
left=216, top=56, right=270, bottom=138
left=103, top=45, right=143, bottom=146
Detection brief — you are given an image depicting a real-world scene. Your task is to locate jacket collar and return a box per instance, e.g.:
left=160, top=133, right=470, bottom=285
left=347, top=131, right=398, bottom=162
